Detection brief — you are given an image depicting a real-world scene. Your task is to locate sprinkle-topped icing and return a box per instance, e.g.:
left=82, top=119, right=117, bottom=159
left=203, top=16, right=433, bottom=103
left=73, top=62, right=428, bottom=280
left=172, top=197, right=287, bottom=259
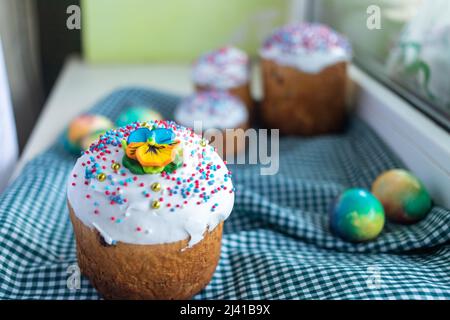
left=67, top=120, right=235, bottom=247
left=260, top=23, right=352, bottom=73
left=192, top=46, right=249, bottom=90
left=175, top=91, right=248, bottom=130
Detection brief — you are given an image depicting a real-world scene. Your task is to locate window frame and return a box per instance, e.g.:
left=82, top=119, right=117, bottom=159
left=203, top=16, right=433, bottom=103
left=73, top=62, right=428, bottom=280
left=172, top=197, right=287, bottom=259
left=309, top=0, right=450, bottom=132
left=355, top=56, right=450, bottom=133
left=350, top=64, right=450, bottom=208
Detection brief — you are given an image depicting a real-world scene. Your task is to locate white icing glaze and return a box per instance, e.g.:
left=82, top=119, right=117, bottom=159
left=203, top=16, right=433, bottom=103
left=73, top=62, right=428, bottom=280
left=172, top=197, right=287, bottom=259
left=67, top=121, right=235, bottom=247
left=260, top=23, right=352, bottom=73
left=192, top=46, right=249, bottom=90
left=261, top=47, right=350, bottom=73
left=174, top=91, right=248, bottom=130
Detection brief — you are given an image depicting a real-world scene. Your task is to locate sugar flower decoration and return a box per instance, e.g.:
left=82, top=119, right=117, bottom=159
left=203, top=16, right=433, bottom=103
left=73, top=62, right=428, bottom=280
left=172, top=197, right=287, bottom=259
left=121, top=127, right=183, bottom=174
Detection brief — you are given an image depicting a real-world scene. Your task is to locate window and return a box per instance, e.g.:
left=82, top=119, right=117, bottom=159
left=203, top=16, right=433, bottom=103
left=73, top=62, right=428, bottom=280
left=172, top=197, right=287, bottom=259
left=314, top=0, right=450, bottom=131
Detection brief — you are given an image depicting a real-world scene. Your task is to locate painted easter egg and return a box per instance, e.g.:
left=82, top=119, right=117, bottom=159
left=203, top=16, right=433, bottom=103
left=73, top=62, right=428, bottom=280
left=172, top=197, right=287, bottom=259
left=64, top=114, right=113, bottom=154
left=330, top=188, right=385, bottom=242
left=372, top=169, right=432, bottom=224
left=115, top=106, right=163, bottom=127
left=80, top=129, right=109, bottom=151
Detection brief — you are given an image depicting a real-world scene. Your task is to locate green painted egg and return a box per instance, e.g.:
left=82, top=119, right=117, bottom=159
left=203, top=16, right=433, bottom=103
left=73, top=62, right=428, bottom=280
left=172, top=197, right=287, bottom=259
left=116, top=106, right=163, bottom=127
left=330, top=188, right=385, bottom=242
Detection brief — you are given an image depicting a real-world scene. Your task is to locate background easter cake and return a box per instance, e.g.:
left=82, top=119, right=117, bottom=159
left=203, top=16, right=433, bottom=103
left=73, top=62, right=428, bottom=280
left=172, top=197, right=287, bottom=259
left=260, top=23, right=352, bottom=135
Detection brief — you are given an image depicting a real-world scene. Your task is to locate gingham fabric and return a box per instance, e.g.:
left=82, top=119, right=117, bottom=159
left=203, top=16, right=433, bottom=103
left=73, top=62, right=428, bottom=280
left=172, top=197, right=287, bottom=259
left=0, top=88, right=449, bottom=300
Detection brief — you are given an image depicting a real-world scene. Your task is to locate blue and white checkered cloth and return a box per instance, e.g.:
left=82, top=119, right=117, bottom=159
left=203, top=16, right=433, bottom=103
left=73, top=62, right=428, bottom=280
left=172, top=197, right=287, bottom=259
left=1, top=88, right=449, bottom=299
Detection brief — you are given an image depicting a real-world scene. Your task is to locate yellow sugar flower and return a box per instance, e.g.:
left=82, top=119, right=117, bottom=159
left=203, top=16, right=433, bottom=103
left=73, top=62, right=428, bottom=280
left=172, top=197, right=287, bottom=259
left=136, top=141, right=179, bottom=167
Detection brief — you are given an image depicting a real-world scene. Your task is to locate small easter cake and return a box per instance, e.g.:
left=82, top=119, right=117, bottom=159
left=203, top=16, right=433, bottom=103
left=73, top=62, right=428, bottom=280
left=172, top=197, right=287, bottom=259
left=260, top=23, right=352, bottom=135
left=192, top=46, right=253, bottom=113
left=67, top=120, right=235, bottom=299
left=174, top=91, right=249, bottom=158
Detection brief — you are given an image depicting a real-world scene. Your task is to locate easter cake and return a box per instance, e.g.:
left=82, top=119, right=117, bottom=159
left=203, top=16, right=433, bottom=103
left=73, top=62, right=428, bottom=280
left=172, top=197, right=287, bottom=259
left=192, top=46, right=253, bottom=114
left=175, top=91, right=249, bottom=158
left=67, top=120, right=235, bottom=299
left=260, top=23, right=352, bottom=135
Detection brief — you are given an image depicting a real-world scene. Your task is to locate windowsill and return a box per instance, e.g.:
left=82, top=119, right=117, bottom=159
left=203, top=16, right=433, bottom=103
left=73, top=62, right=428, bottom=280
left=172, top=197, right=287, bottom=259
left=350, top=65, right=450, bottom=208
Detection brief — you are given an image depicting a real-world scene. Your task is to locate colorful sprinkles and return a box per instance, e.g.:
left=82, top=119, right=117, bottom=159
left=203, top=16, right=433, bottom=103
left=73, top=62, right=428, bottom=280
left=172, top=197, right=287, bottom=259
left=262, top=22, right=352, bottom=55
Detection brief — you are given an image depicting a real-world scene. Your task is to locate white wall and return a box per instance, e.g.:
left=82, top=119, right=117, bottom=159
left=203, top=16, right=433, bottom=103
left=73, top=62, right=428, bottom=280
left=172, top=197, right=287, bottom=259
left=0, top=37, right=18, bottom=192
left=0, top=0, right=43, bottom=149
